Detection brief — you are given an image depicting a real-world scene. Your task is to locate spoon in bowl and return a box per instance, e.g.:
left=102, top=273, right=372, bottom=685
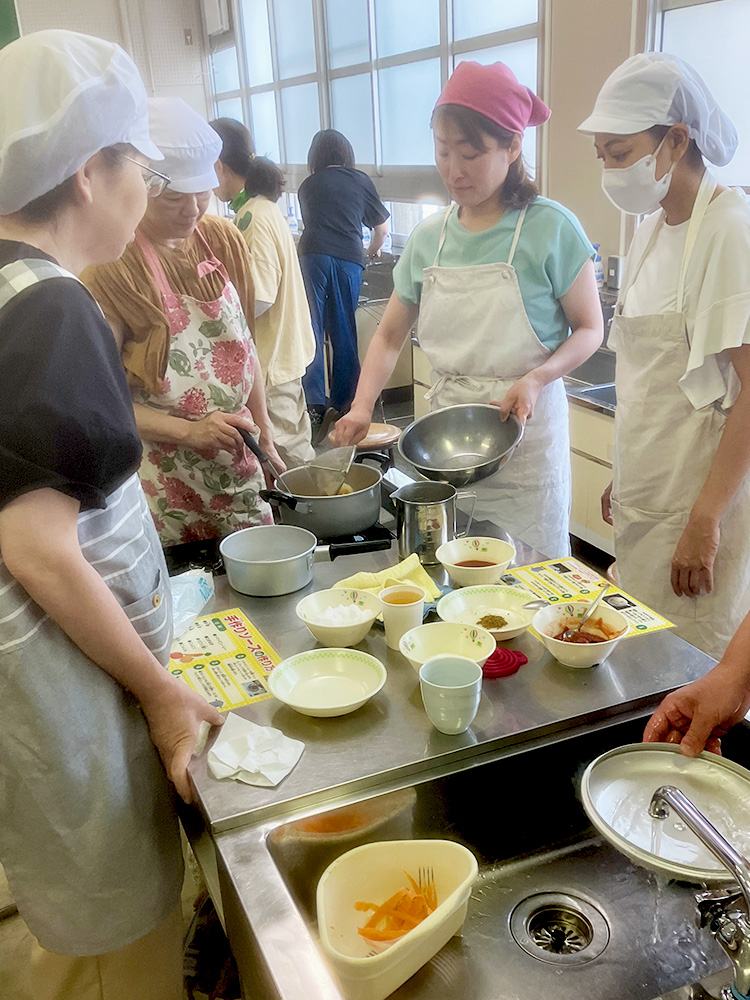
left=561, top=584, right=609, bottom=640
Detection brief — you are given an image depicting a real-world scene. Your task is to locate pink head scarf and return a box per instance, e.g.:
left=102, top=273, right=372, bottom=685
left=434, top=61, right=550, bottom=133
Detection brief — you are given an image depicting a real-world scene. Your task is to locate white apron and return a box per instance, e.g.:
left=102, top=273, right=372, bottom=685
left=417, top=205, right=571, bottom=557
left=610, top=171, right=750, bottom=660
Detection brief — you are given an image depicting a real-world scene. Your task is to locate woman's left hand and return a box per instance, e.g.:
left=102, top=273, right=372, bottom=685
left=671, top=515, right=721, bottom=597
left=495, top=373, right=544, bottom=424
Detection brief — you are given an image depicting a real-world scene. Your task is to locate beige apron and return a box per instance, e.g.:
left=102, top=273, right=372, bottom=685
left=417, top=205, right=571, bottom=557
left=610, top=171, right=750, bottom=660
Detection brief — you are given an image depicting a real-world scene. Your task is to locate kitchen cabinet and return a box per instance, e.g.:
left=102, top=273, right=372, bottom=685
left=568, top=399, right=615, bottom=555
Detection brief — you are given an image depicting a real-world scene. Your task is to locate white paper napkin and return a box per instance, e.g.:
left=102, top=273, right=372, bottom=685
left=207, top=712, right=304, bottom=786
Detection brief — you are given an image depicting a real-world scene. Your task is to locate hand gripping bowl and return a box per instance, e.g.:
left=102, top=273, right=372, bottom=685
left=398, top=404, right=524, bottom=487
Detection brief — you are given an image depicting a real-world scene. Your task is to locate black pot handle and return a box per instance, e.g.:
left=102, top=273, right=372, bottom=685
left=353, top=450, right=391, bottom=470
left=259, top=488, right=298, bottom=511
left=326, top=537, right=392, bottom=561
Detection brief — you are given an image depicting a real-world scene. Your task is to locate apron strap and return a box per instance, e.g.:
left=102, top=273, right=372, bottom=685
left=133, top=230, right=185, bottom=334
left=507, top=207, right=527, bottom=267
left=432, top=206, right=453, bottom=266
left=193, top=226, right=231, bottom=284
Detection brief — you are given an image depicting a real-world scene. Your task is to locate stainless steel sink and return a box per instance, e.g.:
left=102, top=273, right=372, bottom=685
left=217, top=716, right=750, bottom=1000
left=573, top=383, right=617, bottom=409
left=566, top=348, right=616, bottom=387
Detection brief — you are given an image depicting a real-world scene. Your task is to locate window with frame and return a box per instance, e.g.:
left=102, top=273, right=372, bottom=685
left=209, top=0, right=543, bottom=221
left=652, top=0, right=750, bottom=187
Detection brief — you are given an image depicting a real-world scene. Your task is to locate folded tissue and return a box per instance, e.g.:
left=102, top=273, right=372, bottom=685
left=207, top=712, right=304, bottom=786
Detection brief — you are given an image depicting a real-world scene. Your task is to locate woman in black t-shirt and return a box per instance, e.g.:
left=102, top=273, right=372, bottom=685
left=297, top=129, right=389, bottom=435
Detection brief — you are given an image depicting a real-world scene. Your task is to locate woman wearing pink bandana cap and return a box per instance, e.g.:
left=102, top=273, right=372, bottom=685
left=332, top=61, right=602, bottom=557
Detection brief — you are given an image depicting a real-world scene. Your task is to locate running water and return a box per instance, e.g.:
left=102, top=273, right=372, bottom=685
left=650, top=815, right=664, bottom=859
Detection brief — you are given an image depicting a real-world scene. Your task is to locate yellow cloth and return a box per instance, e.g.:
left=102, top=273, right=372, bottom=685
left=333, top=553, right=442, bottom=601
left=235, top=196, right=316, bottom=387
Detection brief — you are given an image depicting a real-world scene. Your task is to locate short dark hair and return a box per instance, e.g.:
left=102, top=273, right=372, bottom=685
left=16, top=145, right=125, bottom=225
left=210, top=117, right=254, bottom=177
left=307, top=129, right=355, bottom=174
left=430, top=104, right=538, bottom=211
left=647, top=123, right=703, bottom=167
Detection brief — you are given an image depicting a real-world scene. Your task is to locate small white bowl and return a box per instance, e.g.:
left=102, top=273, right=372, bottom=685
left=268, top=648, right=386, bottom=717
left=532, top=602, right=629, bottom=668
left=296, top=588, right=381, bottom=647
left=436, top=537, right=515, bottom=587
left=399, top=621, right=496, bottom=673
left=437, top=585, right=536, bottom=641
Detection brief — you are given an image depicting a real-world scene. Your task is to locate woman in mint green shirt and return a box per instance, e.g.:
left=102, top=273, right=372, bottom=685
left=332, top=61, right=602, bottom=556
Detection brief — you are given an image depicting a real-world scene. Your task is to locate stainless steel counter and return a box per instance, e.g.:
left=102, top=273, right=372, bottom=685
left=190, top=530, right=713, bottom=836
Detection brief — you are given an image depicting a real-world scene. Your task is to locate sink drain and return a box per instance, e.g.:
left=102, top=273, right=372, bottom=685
left=510, top=892, right=609, bottom=966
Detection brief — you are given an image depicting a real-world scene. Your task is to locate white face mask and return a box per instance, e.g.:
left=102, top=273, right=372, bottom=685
left=601, top=137, right=675, bottom=215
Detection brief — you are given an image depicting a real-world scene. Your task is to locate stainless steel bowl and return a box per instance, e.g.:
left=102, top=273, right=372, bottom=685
left=398, top=404, right=524, bottom=487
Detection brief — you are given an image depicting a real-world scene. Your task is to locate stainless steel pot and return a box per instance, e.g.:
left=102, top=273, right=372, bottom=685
left=391, top=481, right=476, bottom=564
left=260, top=454, right=387, bottom=538
left=219, top=525, right=390, bottom=597
left=398, top=404, right=523, bottom=487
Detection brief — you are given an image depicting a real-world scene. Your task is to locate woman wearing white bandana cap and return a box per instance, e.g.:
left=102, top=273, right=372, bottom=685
left=0, top=30, right=223, bottom=1000
left=580, top=53, right=750, bottom=660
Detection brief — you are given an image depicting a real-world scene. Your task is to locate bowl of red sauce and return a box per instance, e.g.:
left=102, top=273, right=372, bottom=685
left=435, top=536, right=515, bottom=587
left=532, top=601, right=629, bottom=668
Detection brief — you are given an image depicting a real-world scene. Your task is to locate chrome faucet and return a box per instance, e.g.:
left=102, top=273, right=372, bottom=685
left=649, top=785, right=750, bottom=1000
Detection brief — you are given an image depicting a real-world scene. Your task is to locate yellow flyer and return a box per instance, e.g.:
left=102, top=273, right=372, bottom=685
left=169, top=608, right=280, bottom=710
left=502, top=557, right=674, bottom=638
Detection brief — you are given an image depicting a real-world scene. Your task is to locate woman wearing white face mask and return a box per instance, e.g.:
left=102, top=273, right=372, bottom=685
left=579, top=53, right=750, bottom=660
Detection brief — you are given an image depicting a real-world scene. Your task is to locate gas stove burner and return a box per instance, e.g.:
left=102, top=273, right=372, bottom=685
left=316, top=522, right=393, bottom=547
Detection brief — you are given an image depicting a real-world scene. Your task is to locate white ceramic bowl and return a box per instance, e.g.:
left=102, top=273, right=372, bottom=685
left=532, top=602, right=629, bottom=668
left=399, top=622, right=496, bottom=673
left=435, top=537, right=515, bottom=587
left=296, top=588, right=381, bottom=647
left=317, top=839, right=478, bottom=999
left=437, top=585, right=536, bottom=641
left=268, top=648, right=386, bottom=717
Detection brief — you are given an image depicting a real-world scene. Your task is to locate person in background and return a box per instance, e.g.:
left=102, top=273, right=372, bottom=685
left=210, top=117, right=316, bottom=467
left=84, top=98, right=284, bottom=547
left=644, top=608, right=750, bottom=756
left=0, top=30, right=222, bottom=1000
left=579, top=53, right=750, bottom=660
left=298, top=129, right=390, bottom=440
left=332, top=62, right=602, bottom=557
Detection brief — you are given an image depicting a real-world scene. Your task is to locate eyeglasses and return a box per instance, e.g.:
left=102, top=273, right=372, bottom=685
left=121, top=154, right=171, bottom=198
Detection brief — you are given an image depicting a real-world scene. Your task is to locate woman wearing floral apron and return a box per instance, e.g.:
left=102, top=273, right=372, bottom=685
left=84, top=98, right=283, bottom=546
left=333, top=62, right=602, bottom=557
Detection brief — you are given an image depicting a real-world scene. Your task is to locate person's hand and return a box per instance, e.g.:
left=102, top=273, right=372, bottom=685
left=257, top=429, right=286, bottom=488
left=601, top=481, right=613, bottom=525
left=643, top=663, right=750, bottom=757
left=142, top=677, right=224, bottom=803
left=494, top=373, right=544, bottom=424
left=367, top=247, right=382, bottom=260
left=671, top=515, right=720, bottom=597
left=329, top=404, right=372, bottom=446
left=186, top=410, right=259, bottom=456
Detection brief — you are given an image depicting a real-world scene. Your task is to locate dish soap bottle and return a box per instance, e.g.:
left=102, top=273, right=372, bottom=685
left=593, top=244, right=604, bottom=289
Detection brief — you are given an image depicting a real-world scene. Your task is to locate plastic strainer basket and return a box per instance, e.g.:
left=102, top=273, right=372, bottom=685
left=316, top=839, right=478, bottom=1000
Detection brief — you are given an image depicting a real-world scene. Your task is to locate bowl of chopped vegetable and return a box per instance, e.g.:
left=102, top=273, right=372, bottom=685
left=436, top=585, right=536, bottom=641
left=296, top=588, right=381, bottom=647
left=398, top=621, right=496, bottom=672
left=532, top=602, right=628, bottom=668
left=317, top=839, right=478, bottom=1000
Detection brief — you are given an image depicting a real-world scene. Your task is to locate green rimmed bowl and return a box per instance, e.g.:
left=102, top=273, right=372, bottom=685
left=436, top=585, right=536, bottom=641
left=268, top=648, right=387, bottom=717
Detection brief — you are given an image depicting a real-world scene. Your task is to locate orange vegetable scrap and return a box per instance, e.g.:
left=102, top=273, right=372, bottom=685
left=355, top=870, right=438, bottom=942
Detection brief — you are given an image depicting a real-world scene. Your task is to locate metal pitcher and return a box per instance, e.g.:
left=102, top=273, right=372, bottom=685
left=391, top=482, right=476, bottom=564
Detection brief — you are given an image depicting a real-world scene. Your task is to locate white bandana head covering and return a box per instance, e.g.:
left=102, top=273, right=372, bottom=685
left=147, top=98, right=221, bottom=194
left=0, top=29, right=161, bottom=215
left=578, top=52, right=737, bottom=166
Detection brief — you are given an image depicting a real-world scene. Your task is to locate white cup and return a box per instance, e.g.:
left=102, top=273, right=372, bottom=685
left=379, top=584, right=426, bottom=650
left=419, top=655, right=482, bottom=735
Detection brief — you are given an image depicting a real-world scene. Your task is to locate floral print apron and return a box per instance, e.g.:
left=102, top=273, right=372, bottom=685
left=133, top=228, right=272, bottom=545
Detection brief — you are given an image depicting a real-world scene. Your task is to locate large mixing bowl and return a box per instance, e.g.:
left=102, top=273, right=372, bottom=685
left=398, top=404, right=523, bottom=487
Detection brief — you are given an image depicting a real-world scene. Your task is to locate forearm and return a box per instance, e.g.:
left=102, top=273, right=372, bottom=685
left=691, top=384, right=750, bottom=526
left=528, top=324, right=603, bottom=388
left=247, top=369, right=274, bottom=437
left=133, top=402, right=191, bottom=446
left=350, top=293, right=418, bottom=413
left=369, top=223, right=388, bottom=257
